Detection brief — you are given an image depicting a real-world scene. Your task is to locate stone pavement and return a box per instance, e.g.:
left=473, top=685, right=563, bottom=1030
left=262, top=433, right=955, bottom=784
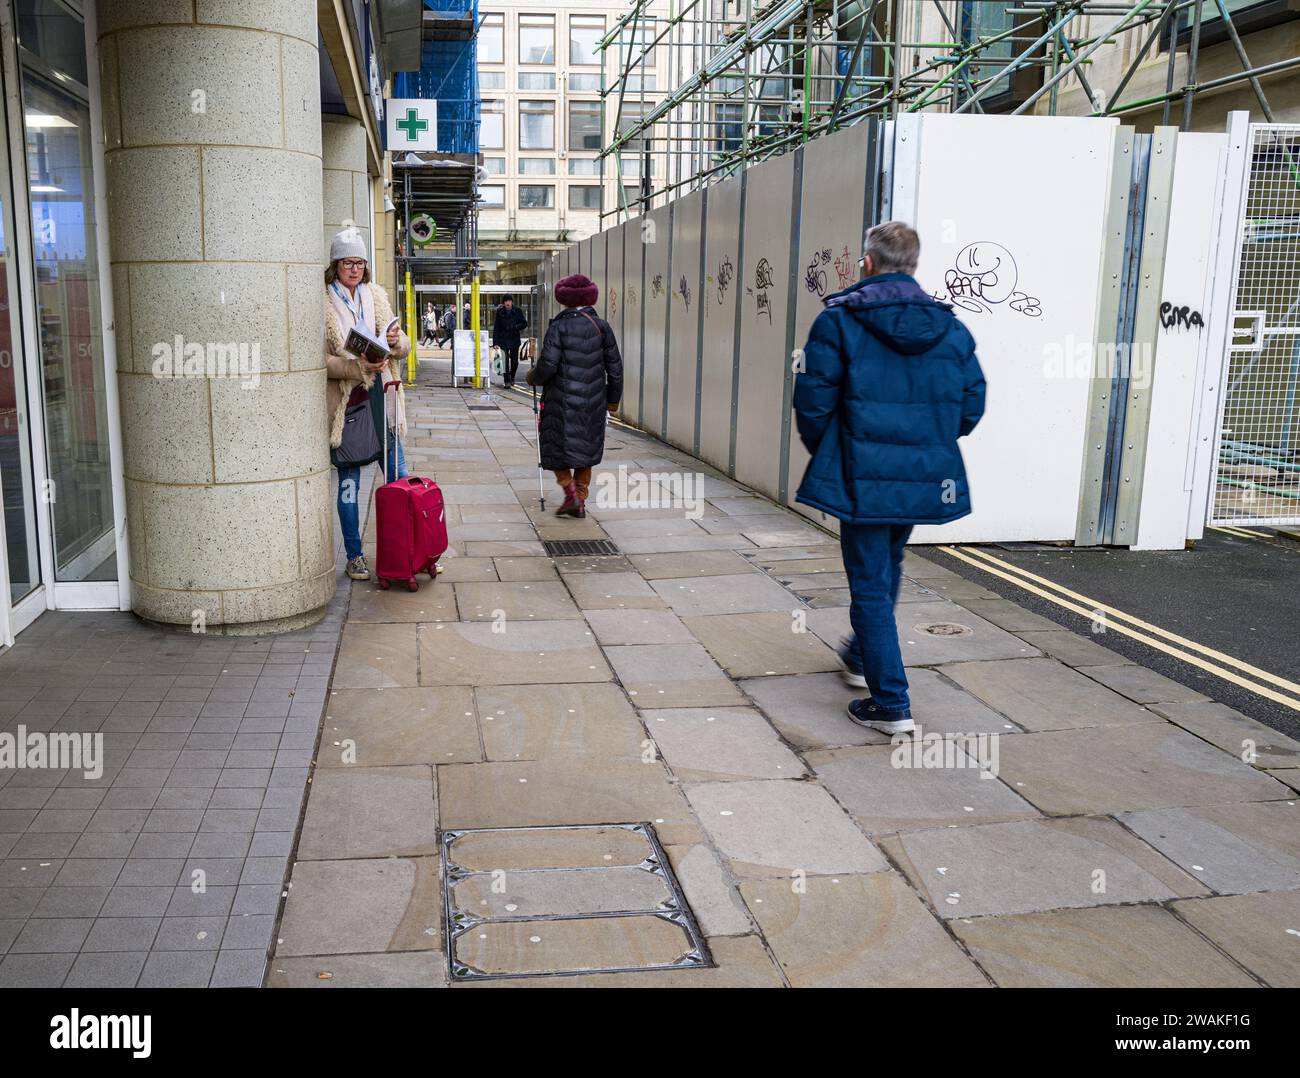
left=269, top=364, right=1300, bottom=989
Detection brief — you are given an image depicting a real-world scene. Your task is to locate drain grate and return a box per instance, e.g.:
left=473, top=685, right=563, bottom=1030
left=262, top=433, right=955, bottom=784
left=441, top=822, right=711, bottom=981
left=542, top=538, right=621, bottom=557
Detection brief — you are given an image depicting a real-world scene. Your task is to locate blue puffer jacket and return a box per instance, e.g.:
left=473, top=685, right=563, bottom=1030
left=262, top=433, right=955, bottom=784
left=793, top=273, right=986, bottom=525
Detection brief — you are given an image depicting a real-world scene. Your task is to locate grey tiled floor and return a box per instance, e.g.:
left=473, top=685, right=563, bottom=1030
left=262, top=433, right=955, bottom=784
left=0, top=466, right=372, bottom=987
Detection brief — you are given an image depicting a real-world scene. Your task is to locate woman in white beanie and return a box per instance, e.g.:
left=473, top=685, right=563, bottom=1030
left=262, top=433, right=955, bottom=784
left=325, top=226, right=409, bottom=581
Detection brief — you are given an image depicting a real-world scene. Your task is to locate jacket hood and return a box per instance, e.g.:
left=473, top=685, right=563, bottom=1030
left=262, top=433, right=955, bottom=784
left=825, top=273, right=953, bottom=355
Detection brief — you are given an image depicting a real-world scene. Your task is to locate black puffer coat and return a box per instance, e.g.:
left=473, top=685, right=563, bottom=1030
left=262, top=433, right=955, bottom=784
left=534, top=306, right=623, bottom=470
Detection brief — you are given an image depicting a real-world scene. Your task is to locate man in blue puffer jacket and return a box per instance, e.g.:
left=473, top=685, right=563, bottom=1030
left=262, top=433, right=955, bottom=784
left=794, top=221, right=986, bottom=735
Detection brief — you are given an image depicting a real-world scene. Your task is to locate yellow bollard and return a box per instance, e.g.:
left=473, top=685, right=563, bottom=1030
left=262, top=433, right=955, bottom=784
left=471, top=276, right=481, bottom=390
left=404, top=271, right=416, bottom=385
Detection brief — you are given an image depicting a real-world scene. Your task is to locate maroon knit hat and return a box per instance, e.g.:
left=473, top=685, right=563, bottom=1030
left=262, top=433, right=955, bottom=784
left=555, top=273, right=598, bottom=308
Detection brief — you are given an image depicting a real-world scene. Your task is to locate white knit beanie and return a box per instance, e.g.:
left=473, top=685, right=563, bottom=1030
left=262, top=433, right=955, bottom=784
left=329, top=225, right=367, bottom=263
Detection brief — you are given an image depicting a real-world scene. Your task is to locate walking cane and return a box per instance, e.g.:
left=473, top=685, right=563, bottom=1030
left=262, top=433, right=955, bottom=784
left=532, top=379, right=545, bottom=512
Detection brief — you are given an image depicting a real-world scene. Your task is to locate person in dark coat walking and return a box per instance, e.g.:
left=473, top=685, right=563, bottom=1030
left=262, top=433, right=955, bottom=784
left=794, top=221, right=986, bottom=735
left=437, top=306, right=455, bottom=346
left=527, top=273, right=622, bottom=517
left=491, top=295, right=529, bottom=386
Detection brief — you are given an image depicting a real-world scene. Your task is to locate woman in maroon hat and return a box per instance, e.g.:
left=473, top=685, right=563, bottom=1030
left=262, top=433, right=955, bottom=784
left=527, top=273, right=622, bottom=517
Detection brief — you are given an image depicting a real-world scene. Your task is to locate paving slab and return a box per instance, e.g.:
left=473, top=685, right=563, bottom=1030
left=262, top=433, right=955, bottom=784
left=743, top=546, right=845, bottom=564
left=561, top=571, right=667, bottom=610
left=650, top=573, right=795, bottom=617
left=741, top=873, right=988, bottom=988
left=418, top=621, right=611, bottom=686
left=995, top=723, right=1291, bottom=815
left=1118, top=801, right=1300, bottom=893
left=740, top=669, right=1013, bottom=750
left=453, top=581, right=582, bottom=621
left=1172, top=891, right=1300, bottom=987
left=615, top=534, right=757, bottom=554
left=808, top=744, right=1039, bottom=833
left=447, top=825, right=650, bottom=872
left=951, top=905, right=1257, bottom=987
left=939, top=657, right=1162, bottom=732
left=346, top=583, right=459, bottom=623
left=806, top=601, right=1039, bottom=667
left=319, top=687, right=480, bottom=767
left=452, top=914, right=699, bottom=977
left=888, top=817, right=1208, bottom=919
left=296, top=766, right=437, bottom=860
left=438, top=758, right=701, bottom=846
left=430, top=557, right=498, bottom=582
left=602, top=517, right=710, bottom=539
left=494, top=557, right=559, bottom=582
left=463, top=541, right=547, bottom=558
left=644, top=707, right=807, bottom=782
left=1145, top=699, right=1300, bottom=769
left=628, top=551, right=755, bottom=579
left=684, top=779, right=889, bottom=878
left=267, top=951, right=446, bottom=988
left=684, top=612, right=841, bottom=678
left=474, top=683, right=645, bottom=761
left=663, top=844, right=753, bottom=936
left=1017, top=629, right=1130, bottom=668
left=332, top=624, right=419, bottom=689
left=277, top=857, right=441, bottom=956
left=1077, top=663, right=1210, bottom=705
left=583, top=609, right=695, bottom=646
left=959, top=598, right=1064, bottom=634
left=603, top=643, right=748, bottom=709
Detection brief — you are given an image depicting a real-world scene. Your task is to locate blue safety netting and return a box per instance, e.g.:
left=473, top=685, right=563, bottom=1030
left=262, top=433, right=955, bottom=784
left=393, top=0, right=479, bottom=156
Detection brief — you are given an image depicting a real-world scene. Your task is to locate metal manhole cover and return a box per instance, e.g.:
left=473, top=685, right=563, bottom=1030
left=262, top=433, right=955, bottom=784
left=542, top=539, right=621, bottom=557
left=441, top=823, right=711, bottom=981
left=916, top=622, right=973, bottom=637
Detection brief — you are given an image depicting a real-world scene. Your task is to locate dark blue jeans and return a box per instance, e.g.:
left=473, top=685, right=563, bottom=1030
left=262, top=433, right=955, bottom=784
left=840, top=522, right=913, bottom=714
left=336, top=432, right=407, bottom=560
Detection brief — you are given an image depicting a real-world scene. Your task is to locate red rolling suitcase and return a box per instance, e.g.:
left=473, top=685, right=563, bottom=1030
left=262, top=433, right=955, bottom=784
left=374, top=382, right=447, bottom=591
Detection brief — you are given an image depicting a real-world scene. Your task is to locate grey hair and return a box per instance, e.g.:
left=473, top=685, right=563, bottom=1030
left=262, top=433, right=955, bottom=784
left=863, top=220, right=920, bottom=275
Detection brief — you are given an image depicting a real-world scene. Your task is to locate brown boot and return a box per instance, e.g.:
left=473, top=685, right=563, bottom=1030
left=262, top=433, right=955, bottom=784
left=556, top=482, right=579, bottom=517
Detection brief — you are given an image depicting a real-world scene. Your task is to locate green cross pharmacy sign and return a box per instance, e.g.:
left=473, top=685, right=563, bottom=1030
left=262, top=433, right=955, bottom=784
left=385, top=98, right=438, bottom=152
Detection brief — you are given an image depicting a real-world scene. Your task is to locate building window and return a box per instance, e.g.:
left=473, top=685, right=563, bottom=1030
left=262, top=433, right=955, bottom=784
left=622, top=185, right=642, bottom=212
left=713, top=102, right=742, bottom=155
left=569, top=158, right=602, bottom=176
left=519, top=185, right=554, bottom=209
left=569, top=185, right=602, bottom=211
left=480, top=99, right=504, bottom=148
left=482, top=156, right=506, bottom=175
left=957, top=2, right=1041, bottom=109
left=518, top=71, right=556, bottom=90
left=569, top=73, right=601, bottom=92
left=519, top=158, right=556, bottom=175
left=519, top=14, right=555, bottom=65
left=625, top=74, right=657, bottom=92
left=570, top=15, right=604, bottom=65
left=519, top=99, right=554, bottom=150
left=615, top=101, right=655, bottom=152
left=479, top=12, right=504, bottom=64
left=481, top=185, right=505, bottom=207
left=568, top=101, right=602, bottom=152
left=618, top=155, right=653, bottom=178
left=618, top=17, right=656, bottom=68
left=479, top=70, right=505, bottom=90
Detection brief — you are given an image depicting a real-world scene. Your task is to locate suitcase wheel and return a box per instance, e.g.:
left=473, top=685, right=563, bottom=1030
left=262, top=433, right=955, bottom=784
left=377, top=578, right=390, bottom=590
left=406, top=578, right=419, bottom=592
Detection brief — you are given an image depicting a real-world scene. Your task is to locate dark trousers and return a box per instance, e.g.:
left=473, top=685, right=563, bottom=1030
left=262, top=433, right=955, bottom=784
left=501, top=344, right=520, bottom=384
left=840, top=522, right=913, bottom=714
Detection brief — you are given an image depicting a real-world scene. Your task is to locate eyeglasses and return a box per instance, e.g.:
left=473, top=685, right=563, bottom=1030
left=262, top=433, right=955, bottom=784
left=339, top=259, right=367, bottom=270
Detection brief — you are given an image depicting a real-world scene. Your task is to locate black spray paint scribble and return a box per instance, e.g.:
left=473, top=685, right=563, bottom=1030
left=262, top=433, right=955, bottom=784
left=1160, top=302, right=1204, bottom=332
left=716, top=256, right=734, bottom=305
left=752, top=257, right=775, bottom=323
left=651, top=274, right=664, bottom=299
left=939, top=241, right=1043, bottom=318
left=678, top=274, right=692, bottom=309
left=804, top=248, right=832, bottom=296
left=625, top=284, right=638, bottom=308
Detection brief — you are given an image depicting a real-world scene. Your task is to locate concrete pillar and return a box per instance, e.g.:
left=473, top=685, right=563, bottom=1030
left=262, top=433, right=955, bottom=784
left=322, top=116, right=370, bottom=260
left=98, top=0, right=334, bottom=632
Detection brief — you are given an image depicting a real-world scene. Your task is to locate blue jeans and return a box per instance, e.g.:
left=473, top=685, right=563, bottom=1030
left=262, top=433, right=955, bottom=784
left=336, top=431, right=407, bottom=560
left=840, top=522, right=913, bottom=714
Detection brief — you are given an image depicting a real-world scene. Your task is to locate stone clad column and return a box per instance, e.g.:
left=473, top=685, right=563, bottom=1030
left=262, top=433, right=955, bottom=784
left=322, top=116, right=370, bottom=261
left=98, top=0, right=334, bottom=632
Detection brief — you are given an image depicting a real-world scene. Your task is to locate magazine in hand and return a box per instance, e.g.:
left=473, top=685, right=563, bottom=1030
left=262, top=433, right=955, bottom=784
left=345, top=316, right=401, bottom=363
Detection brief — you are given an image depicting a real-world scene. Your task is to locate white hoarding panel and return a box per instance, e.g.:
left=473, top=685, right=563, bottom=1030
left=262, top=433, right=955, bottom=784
left=699, top=174, right=742, bottom=474
left=641, top=205, right=672, bottom=435
left=666, top=190, right=704, bottom=452
left=622, top=225, right=644, bottom=425
left=901, top=114, right=1118, bottom=544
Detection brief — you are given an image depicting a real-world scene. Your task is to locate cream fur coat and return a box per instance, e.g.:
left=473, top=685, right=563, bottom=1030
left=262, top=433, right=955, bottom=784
left=325, top=283, right=410, bottom=449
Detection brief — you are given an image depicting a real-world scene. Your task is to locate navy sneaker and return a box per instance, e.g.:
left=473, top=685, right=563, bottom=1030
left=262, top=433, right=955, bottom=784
left=847, top=698, right=915, bottom=735
left=838, top=636, right=867, bottom=689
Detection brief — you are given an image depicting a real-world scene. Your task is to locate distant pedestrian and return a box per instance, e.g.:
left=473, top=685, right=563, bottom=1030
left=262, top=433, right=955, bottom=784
left=793, top=221, right=986, bottom=735
left=528, top=274, right=622, bottom=518
left=422, top=303, right=437, bottom=346
left=438, top=306, right=455, bottom=346
left=462, top=301, right=472, bottom=330
left=491, top=295, right=529, bottom=386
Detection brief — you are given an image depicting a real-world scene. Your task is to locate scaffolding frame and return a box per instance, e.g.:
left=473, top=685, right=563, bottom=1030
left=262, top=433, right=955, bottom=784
left=597, top=0, right=1300, bottom=221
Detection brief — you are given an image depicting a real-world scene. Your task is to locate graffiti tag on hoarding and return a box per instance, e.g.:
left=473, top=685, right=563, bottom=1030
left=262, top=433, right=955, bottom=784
left=1160, top=302, right=1204, bottom=331
left=678, top=275, right=692, bottom=309
left=937, top=241, right=1043, bottom=318
left=834, top=245, right=856, bottom=289
left=717, top=256, right=734, bottom=304
left=651, top=274, right=665, bottom=298
left=752, top=257, right=775, bottom=324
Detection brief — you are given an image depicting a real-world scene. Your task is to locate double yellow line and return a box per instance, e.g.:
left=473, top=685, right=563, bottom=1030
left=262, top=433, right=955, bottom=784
left=938, top=544, right=1300, bottom=713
